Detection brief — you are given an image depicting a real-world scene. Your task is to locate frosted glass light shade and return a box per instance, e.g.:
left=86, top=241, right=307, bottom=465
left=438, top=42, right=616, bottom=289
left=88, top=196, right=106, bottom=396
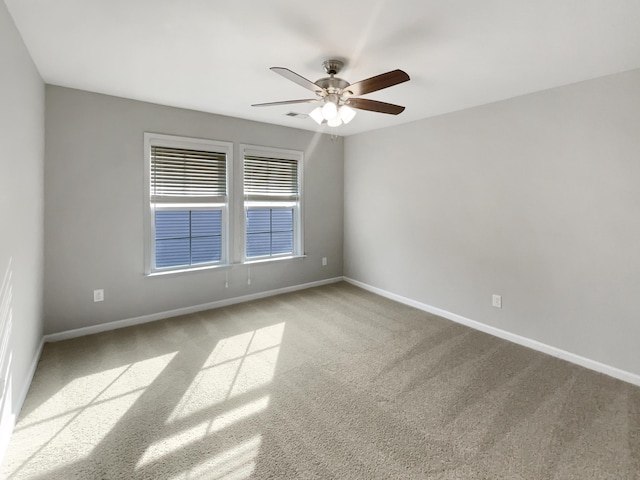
left=327, top=116, right=342, bottom=127
left=309, top=107, right=324, bottom=125
left=321, top=101, right=338, bottom=120
left=339, top=105, right=356, bottom=124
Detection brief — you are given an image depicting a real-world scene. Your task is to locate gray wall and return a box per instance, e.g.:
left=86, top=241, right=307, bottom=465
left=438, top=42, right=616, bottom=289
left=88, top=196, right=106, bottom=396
left=44, top=86, right=343, bottom=334
left=345, top=69, right=640, bottom=377
left=0, top=0, right=45, bottom=454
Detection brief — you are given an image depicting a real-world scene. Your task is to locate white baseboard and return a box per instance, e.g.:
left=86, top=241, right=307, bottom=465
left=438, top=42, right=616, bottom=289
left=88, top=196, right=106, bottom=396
left=344, top=277, right=640, bottom=388
left=0, top=337, right=44, bottom=464
left=44, top=277, right=344, bottom=343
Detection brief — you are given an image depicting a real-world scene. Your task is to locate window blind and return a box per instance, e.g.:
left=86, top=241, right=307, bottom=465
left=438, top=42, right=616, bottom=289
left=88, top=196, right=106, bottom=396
left=151, top=146, right=227, bottom=202
left=244, top=156, right=298, bottom=202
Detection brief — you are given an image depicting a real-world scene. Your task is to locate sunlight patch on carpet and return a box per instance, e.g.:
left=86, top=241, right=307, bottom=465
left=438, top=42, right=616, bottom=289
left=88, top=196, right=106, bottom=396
left=168, top=323, right=284, bottom=423
left=147, top=323, right=285, bottom=478
left=6, top=352, right=177, bottom=476
left=136, top=395, right=270, bottom=469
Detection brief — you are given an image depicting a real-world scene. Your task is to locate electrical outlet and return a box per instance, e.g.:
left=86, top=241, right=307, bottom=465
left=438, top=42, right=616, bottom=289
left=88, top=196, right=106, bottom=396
left=492, top=294, right=502, bottom=309
left=94, top=289, right=104, bottom=302
left=322, top=257, right=328, bottom=266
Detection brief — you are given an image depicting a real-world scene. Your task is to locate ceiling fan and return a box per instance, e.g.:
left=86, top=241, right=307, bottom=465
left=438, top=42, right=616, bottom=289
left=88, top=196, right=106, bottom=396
left=252, top=59, right=410, bottom=127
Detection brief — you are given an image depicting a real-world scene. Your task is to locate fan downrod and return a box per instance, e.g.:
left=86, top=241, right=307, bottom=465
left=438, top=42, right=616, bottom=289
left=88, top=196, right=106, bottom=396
left=322, top=59, right=344, bottom=76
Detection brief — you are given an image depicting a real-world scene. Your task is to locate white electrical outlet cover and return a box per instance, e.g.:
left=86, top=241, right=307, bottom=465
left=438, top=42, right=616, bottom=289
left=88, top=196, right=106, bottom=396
left=492, top=294, right=502, bottom=308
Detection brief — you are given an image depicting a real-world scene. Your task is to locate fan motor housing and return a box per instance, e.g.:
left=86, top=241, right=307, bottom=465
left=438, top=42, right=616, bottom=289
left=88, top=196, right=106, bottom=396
left=315, top=76, right=350, bottom=93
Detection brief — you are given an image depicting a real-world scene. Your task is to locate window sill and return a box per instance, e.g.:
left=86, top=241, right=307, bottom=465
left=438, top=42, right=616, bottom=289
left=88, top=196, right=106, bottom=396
left=242, top=254, right=306, bottom=265
left=146, top=263, right=231, bottom=277
left=146, top=255, right=307, bottom=277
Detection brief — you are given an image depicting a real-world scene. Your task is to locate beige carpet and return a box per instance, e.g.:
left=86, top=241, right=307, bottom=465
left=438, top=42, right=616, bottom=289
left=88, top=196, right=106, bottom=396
left=2, top=282, right=639, bottom=479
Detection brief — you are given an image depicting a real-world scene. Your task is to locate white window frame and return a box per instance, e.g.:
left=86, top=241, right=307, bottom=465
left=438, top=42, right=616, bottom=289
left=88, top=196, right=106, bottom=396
left=239, top=144, right=304, bottom=263
left=144, top=133, right=233, bottom=275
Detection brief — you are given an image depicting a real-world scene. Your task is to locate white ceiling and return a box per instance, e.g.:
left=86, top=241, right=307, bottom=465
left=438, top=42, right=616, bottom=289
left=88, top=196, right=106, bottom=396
left=6, top=0, right=640, bottom=136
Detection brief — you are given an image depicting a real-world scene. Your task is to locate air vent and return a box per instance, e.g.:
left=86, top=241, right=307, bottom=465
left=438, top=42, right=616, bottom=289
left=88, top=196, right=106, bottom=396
left=285, top=112, right=309, bottom=119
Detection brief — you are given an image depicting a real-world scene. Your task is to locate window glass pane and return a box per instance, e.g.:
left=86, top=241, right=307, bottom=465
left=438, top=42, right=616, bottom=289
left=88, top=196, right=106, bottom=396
left=156, top=238, right=190, bottom=268
left=192, top=236, right=221, bottom=264
left=247, top=233, right=271, bottom=258
left=246, top=209, right=270, bottom=234
left=154, top=209, right=222, bottom=268
left=155, top=210, right=189, bottom=239
left=272, top=209, right=293, bottom=232
left=271, top=231, right=293, bottom=255
left=192, top=210, right=221, bottom=237
left=245, top=208, right=294, bottom=258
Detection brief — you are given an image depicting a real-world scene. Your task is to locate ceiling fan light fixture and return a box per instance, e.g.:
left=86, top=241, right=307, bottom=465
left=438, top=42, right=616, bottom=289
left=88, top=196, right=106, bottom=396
left=309, top=106, right=324, bottom=125
left=339, top=105, right=356, bottom=124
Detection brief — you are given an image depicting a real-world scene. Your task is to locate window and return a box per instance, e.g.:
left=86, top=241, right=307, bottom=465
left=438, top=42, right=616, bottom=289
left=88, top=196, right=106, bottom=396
left=241, top=145, right=303, bottom=260
left=145, top=133, right=232, bottom=274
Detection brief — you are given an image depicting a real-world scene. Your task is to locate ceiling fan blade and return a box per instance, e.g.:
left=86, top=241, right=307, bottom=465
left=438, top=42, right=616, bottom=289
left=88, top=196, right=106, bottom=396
left=342, top=69, right=410, bottom=97
left=252, top=99, right=319, bottom=107
left=346, top=98, right=405, bottom=115
left=271, top=67, right=325, bottom=94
